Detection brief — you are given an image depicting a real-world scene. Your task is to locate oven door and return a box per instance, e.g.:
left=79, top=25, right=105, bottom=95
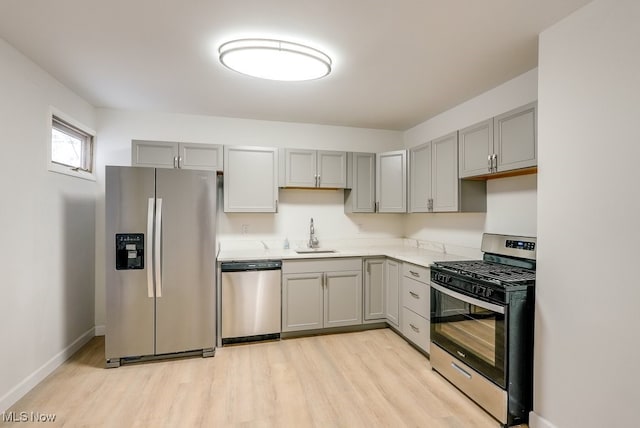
left=430, top=282, right=507, bottom=388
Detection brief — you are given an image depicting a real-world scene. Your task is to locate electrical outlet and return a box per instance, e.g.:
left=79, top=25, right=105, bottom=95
left=241, top=224, right=249, bottom=234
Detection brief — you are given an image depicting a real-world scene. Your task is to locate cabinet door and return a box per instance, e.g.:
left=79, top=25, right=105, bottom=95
left=179, top=143, right=223, bottom=171
left=324, top=270, right=363, bottom=328
left=364, top=258, right=385, bottom=321
left=385, top=259, right=400, bottom=327
left=345, top=152, right=376, bottom=213
left=282, top=273, right=324, bottom=332
left=432, top=132, right=459, bottom=212
left=223, top=146, right=278, bottom=212
left=131, top=140, right=179, bottom=168
left=317, top=151, right=347, bottom=188
left=409, top=142, right=432, bottom=213
left=458, top=119, right=493, bottom=178
left=494, top=102, right=537, bottom=172
left=376, top=150, right=407, bottom=213
left=283, top=149, right=317, bottom=187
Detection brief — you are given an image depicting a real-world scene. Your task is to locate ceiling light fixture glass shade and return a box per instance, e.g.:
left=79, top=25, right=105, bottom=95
left=219, top=39, right=332, bottom=81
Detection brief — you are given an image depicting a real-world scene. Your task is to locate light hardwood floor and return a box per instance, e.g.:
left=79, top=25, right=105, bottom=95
left=4, top=328, right=516, bottom=427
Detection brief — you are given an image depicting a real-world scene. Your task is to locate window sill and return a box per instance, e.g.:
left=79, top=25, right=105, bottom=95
left=48, top=162, right=96, bottom=182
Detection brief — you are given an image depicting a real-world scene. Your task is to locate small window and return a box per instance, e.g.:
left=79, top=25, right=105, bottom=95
left=48, top=110, right=95, bottom=180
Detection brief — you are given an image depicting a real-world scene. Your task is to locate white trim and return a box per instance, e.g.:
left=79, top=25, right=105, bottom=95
left=47, top=106, right=97, bottom=181
left=0, top=327, right=95, bottom=413
left=529, top=411, right=559, bottom=428
left=94, top=325, right=106, bottom=336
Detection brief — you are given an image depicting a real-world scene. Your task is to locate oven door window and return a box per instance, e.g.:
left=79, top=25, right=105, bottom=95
left=431, top=287, right=507, bottom=388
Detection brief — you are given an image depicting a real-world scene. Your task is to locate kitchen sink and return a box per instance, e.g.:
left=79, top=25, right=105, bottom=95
left=295, top=248, right=336, bottom=254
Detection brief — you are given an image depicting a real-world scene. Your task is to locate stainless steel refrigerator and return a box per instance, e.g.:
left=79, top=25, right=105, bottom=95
left=105, top=166, right=216, bottom=368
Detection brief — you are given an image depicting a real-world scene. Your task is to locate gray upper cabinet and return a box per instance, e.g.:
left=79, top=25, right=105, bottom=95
left=409, top=132, right=459, bottom=213
left=344, top=152, right=376, bottom=213
left=223, top=146, right=278, bottom=213
left=280, top=149, right=346, bottom=188
left=458, top=120, right=493, bottom=178
left=494, top=102, right=537, bottom=172
left=376, top=150, right=407, bottom=213
left=458, top=102, right=537, bottom=178
left=132, top=140, right=223, bottom=171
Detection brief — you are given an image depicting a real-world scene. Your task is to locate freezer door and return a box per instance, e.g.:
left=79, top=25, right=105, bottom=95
left=155, top=168, right=216, bottom=354
left=105, top=166, right=156, bottom=360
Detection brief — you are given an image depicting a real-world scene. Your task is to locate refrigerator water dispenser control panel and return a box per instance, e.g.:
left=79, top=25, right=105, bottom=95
left=115, top=233, right=144, bottom=270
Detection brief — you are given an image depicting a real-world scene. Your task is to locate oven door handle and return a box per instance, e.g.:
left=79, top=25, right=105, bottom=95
left=431, top=282, right=505, bottom=314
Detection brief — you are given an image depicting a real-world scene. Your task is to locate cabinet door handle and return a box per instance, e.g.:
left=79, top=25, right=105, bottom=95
left=409, top=270, right=420, bottom=278
left=487, top=154, right=492, bottom=172
left=317, top=174, right=321, bottom=187
left=409, top=291, right=420, bottom=299
left=410, top=323, right=420, bottom=333
left=177, top=156, right=183, bottom=168
left=375, top=201, right=379, bottom=212
left=492, top=154, right=498, bottom=172
left=173, top=156, right=178, bottom=168
left=275, top=200, right=278, bottom=213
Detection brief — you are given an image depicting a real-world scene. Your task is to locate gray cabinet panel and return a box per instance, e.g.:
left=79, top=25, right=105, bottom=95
left=179, top=143, right=223, bottom=171
left=459, top=119, right=493, bottom=178
left=376, top=150, right=407, bottom=213
left=317, top=151, right=347, bottom=188
left=494, top=102, right=537, bottom=172
left=432, top=132, right=459, bottom=212
left=385, top=259, right=400, bottom=326
left=409, top=143, right=432, bottom=213
left=283, top=149, right=316, bottom=187
left=131, top=140, right=179, bottom=168
left=364, top=258, right=385, bottom=321
left=224, top=146, right=278, bottom=212
left=345, top=152, right=376, bottom=213
left=401, top=307, right=430, bottom=353
left=282, top=273, right=324, bottom=332
left=324, top=270, right=363, bottom=328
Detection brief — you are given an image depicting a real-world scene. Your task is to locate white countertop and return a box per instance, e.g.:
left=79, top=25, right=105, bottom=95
left=217, top=238, right=480, bottom=269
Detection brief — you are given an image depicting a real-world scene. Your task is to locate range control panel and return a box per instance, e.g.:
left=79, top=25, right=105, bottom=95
left=115, top=233, right=144, bottom=270
left=506, top=239, right=536, bottom=251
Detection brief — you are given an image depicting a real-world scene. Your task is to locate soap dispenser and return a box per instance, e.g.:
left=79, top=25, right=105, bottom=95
left=283, top=237, right=290, bottom=250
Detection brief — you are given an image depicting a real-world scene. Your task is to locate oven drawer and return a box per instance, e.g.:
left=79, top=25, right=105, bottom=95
left=402, top=263, right=429, bottom=283
left=401, top=307, right=429, bottom=353
left=431, top=344, right=507, bottom=424
left=402, top=277, right=429, bottom=319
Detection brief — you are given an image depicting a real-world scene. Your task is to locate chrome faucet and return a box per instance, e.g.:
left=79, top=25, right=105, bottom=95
left=308, top=217, right=319, bottom=248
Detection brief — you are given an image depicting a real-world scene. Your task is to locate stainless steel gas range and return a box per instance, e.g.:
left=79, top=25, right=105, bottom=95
left=430, top=233, right=536, bottom=428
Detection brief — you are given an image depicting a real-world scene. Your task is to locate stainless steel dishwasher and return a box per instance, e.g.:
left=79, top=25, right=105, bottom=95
left=220, top=260, right=282, bottom=344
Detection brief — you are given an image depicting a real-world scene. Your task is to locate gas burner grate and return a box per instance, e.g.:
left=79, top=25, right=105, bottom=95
left=434, top=260, right=536, bottom=285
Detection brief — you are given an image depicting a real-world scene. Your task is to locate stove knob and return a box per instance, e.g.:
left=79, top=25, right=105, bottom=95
left=485, top=288, right=493, bottom=297
left=477, top=286, right=485, bottom=295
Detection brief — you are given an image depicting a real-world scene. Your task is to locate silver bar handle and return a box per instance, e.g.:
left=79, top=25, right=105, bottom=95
left=317, top=175, right=320, bottom=187
left=146, top=198, right=155, bottom=298
left=409, top=270, right=420, bottom=277
left=409, top=323, right=420, bottom=333
left=488, top=154, right=492, bottom=172
left=275, top=200, right=278, bottom=213
left=173, top=156, right=178, bottom=168
left=155, top=198, right=163, bottom=298
left=492, top=154, right=498, bottom=172
left=409, top=291, right=420, bottom=299
left=430, top=282, right=505, bottom=314
left=375, top=201, right=379, bottom=212
left=178, top=156, right=183, bottom=168
left=451, top=362, right=472, bottom=379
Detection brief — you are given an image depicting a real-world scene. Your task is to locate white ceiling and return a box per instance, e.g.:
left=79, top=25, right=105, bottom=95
left=0, top=0, right=591, bottom=130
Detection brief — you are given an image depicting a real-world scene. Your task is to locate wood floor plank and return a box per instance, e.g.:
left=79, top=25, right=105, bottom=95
left=3, top=329, right=523, bottom=428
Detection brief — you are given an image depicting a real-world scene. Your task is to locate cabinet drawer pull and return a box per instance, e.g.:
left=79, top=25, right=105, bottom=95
left=409, top=323, right=420, bottom=333
left=451, top=362, right=472, bottom=380
left=409, top=291, right=420, bottom=299
left=409, top=270, right=420, bottom=277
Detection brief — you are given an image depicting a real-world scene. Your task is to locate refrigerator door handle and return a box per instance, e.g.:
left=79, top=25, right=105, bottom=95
left=155, top=198, right=163, bottom=298
left=146, top=198, right=155, bottom=298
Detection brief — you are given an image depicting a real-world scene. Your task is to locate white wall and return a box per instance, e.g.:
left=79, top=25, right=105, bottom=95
left=94, top=109, right=404, bottom=328
left=0, top=39, right=97, bottom=412
left=403, top=69, right=538, bottom=248
left=534, top=1, right=640, bottom=427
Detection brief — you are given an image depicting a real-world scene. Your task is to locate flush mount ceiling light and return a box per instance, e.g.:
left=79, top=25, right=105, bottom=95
left=219, top=39, right=332, bottom=81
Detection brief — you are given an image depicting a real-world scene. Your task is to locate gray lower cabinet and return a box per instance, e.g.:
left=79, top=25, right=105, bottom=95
left=282, top=258, right=362, bottom=332
left=280, top=149, right=347, bottom=188
left=132, top=140, right=223, bottom=171
left=384, top=258, right=401, bottom=327
left=223, top=146, right=278, bottom=212
left=459, top=102, right=537, bottom=178
left=345, top=152, right=376, bottom=213
left=400, top=263, right=431, bottom=353
left=363, top=258, right=385, bottom=322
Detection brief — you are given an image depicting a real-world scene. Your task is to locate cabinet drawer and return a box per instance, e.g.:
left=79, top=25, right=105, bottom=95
left=402, top=263, right=429, bottom=283
left=402, top=277, right=429, bottom=319
left=401, top=307, right=429, bottom=353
